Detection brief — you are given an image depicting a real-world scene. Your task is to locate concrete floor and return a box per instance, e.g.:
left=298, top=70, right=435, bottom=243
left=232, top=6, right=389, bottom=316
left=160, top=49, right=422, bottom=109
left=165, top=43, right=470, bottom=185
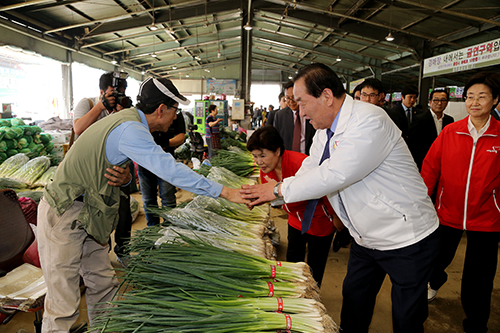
left=3, top=190, right=500, bottom=333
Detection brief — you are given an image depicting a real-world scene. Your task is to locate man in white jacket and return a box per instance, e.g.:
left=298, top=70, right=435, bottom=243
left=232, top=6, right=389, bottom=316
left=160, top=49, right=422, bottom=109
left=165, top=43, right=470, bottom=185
left=242, top=63, right=439, bottom=333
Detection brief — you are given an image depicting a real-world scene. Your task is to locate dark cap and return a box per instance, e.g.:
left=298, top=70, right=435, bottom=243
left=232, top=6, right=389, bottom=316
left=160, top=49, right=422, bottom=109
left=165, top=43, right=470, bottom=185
left=138, top=77, right=190, bottom=106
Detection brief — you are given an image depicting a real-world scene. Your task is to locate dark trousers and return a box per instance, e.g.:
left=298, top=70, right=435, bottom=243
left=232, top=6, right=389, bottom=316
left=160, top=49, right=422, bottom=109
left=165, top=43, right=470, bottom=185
left=340, top=229, right=440, bottom=333
left=429, top=225, right=500, bottom=333
left=114, top=185, right=131, bottom=257
left=206, top=137, right=213, bottom=159
left=287, top=225, right=334, bottom=287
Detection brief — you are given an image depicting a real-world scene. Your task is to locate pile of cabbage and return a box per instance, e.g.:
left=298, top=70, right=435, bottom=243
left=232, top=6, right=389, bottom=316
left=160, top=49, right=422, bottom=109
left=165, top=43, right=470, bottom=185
left=0, top=118, right=55, bottom=164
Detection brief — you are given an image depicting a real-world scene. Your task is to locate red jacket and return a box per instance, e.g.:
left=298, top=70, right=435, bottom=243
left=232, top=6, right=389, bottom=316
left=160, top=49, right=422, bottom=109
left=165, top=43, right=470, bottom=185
left=421, top=116, right=500, bottom=232
left=260, top=150, right=336, bottom=237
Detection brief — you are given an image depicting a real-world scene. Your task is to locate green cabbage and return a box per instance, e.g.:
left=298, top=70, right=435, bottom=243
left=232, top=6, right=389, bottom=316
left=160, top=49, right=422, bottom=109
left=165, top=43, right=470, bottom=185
left=10, top=118, right=25, bottom=127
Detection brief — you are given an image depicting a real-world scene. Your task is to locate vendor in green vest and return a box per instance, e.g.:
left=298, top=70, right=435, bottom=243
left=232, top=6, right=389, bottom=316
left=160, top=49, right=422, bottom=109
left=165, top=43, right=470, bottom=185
left=37, top=77, right=248, bottom=333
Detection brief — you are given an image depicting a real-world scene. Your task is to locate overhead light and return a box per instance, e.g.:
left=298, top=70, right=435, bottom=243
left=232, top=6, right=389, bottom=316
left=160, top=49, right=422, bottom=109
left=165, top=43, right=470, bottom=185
left=149, top=24, right=158, bottom=31
left=141, top=70, right=145, bottom=75
left=151, top=53, right=157, bottom=58
left=217, top=49, right=221, bottom=58
left=223, top=66, right=226, bottom=70
left=288, top=75, right=293, bottom=79
left=186, top=74, right=190, bottom=77
left=172, top=66, right=177, bottom=69
left=385, top=32, right=395, bottom=42
left=336, top=56, right=342, bottom=62
left=205, top=69, right=210, bottom=72
left=111, top=59, right=117, bottom=65
left=244, top=23, right=252, bottom=31
left=212, top=77, right=216, bottom=80
left=203, top=21, right=208, bottom=28
left=195, top=56, right=201, bottom=61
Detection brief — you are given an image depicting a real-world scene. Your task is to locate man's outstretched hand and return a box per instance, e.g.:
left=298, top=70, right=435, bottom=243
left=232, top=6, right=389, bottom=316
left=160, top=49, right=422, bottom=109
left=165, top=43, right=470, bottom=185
left=240, top=177, right=278, bottom=207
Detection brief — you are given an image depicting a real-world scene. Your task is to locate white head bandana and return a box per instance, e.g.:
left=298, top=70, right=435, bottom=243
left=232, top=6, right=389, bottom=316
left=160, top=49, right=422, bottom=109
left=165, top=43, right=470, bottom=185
left=152, top=78, right=190, bottom=105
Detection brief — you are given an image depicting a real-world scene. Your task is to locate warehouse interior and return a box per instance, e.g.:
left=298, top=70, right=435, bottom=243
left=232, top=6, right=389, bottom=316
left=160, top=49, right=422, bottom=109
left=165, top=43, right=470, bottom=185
left=1, top=0, right=500, bottom=333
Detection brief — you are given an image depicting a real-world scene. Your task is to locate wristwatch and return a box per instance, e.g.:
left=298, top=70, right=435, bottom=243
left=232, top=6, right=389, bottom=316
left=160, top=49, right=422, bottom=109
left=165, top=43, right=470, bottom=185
left=273, top=182, right=282, bottom=199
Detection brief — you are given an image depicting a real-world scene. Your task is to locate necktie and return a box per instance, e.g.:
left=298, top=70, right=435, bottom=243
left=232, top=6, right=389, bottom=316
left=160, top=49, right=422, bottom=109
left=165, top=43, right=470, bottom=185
left=406, top=108, right=412, bottom=126
left=301, top=129, right=334, bottom=234
left=292, top=112, right=301, bottom=152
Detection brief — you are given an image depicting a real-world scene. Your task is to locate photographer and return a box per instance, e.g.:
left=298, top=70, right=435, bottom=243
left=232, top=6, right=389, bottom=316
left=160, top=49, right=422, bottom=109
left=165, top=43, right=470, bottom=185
left=73, top=72, right=132, bottom=136
left=72, top=71, right=134, bottom=266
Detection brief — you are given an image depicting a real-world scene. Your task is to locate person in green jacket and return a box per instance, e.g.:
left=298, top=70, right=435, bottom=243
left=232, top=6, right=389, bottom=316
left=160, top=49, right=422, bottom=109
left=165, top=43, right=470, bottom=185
left=37, top=77, right=248, bottom=333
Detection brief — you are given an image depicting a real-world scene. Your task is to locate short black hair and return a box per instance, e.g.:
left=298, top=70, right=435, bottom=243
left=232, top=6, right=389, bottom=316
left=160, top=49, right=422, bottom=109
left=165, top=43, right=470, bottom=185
left=278, top=91, right=285, bottom=101
left=352, top=84, right=362, bottom=95
left=99, top=72, right=114, bottom=91
left=429, top=88, right=449, bottom=102
left=208, top=104, right=217, bottom=113
left=402, top=85, right=418, bottom=98
left=293, top=63, right=346, bottom=98
left=247, top=125, right=285, bottom=156
left=360, top=78, right=384, bottom=94
left=136, top=97, right=177, bottom=114
left=283, top=80, right=294, bottom=91
left=464, top=72, right=500, bottom=104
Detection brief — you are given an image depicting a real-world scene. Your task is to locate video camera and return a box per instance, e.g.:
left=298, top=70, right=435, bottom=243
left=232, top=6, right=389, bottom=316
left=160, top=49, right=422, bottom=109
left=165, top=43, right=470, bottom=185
left=102, top=71, right=133, bottom=111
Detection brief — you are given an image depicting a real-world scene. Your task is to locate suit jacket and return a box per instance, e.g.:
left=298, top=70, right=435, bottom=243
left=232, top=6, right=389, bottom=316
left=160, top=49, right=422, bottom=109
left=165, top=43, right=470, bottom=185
left=273, top=106, right=315, bottom=155
left=387, top=103, right=422, bottom=142
left=491, top=108, right=500, bottom=121
left=408, top=111, right=454, bottom=170
left=267, top=109, right=278, bottom=127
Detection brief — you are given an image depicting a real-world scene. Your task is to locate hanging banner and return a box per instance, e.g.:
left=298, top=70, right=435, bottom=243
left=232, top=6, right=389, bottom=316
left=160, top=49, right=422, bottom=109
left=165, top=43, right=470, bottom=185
left=206, top=79, right=236, bottom=94
left=423, top=38, right=500, bottom=77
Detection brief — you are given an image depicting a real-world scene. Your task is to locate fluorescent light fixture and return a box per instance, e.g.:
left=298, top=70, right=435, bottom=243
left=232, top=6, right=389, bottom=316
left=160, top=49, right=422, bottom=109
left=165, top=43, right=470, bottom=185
left=385, top=32, right=395, bottom=42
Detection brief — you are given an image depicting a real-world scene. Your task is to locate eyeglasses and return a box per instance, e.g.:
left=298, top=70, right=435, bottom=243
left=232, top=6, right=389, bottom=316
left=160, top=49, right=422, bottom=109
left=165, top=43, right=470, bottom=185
left=170, top=105, right=180, bottom=113
left=431, top=99, right=448, bottom=104
left=361, top=92, right=379, bottom=99
left=464, top=95, right=492, bottom=103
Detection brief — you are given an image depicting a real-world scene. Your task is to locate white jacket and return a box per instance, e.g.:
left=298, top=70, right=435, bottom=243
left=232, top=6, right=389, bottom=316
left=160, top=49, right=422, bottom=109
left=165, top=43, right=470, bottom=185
left=281, top=95, right=439, bottom=250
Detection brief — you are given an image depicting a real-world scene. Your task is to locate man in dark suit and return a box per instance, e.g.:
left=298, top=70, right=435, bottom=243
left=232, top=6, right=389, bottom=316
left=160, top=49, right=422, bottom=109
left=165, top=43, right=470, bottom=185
left=387, top=85, right=420, bottom=142
left=492, top=107, right=500, bottom=121
left=267, top=92, right=283, bottom=127
left=274, top=81, right=315, bottom=155
left=408, top=88, right=454, bottom=170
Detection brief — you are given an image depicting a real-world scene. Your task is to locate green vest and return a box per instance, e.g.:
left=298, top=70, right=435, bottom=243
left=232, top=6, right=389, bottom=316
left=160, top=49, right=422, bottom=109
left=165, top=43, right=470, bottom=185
left=44, top=108, right=142, bottom=244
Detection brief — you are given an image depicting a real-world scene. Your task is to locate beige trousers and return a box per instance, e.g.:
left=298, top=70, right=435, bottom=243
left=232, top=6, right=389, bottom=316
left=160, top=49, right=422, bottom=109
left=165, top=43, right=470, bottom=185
left=37, top=197, right=119, bottom=333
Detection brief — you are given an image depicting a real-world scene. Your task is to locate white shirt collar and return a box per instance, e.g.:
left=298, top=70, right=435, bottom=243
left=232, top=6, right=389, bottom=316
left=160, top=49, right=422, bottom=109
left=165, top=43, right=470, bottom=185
left=468, top=115, right=491, bottom=142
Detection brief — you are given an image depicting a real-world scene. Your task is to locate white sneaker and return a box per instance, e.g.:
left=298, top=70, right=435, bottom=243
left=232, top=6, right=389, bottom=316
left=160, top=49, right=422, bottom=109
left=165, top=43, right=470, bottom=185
left=427, top=283, right=437, bottom=302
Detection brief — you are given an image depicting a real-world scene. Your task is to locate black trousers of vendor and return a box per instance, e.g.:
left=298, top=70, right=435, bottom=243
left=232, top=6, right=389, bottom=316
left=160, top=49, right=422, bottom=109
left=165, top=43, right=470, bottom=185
left=114, top=183, right=131, bottom=257
left=287, top=225, right=334, bottom=288
left=340, top=229, right=439, bottom=333
left=429, top=225, right=500, bottom=333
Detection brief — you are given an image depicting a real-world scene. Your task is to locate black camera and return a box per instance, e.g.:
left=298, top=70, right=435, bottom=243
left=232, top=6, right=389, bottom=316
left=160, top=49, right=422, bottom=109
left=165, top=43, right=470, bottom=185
left=102, top=71, right=133, bottom=111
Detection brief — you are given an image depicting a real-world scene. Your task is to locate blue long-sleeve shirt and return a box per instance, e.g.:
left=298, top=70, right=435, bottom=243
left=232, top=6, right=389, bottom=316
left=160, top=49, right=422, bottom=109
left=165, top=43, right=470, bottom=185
left=105, top=109, right=222, bottom=198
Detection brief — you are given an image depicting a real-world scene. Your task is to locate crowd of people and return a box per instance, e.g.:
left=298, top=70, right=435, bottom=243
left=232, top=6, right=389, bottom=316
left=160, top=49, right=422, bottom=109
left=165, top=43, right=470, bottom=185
left=36, top=65, right=500, bottom=333
left=243, top=66, right=500, bottom=333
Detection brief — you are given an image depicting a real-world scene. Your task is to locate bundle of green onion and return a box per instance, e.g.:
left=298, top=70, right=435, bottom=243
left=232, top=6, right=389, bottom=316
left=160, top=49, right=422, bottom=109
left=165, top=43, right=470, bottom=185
left=207, top=166, right=255, bottom=187
left=209, top=149, right=256, bottom=177
left=185, top=195, right=268, bottom=222
left=155, top=226, right=271, bottom=258
left=147, top=206, right=266, bottom=238
left=91, top=292, right=337, bottom=333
